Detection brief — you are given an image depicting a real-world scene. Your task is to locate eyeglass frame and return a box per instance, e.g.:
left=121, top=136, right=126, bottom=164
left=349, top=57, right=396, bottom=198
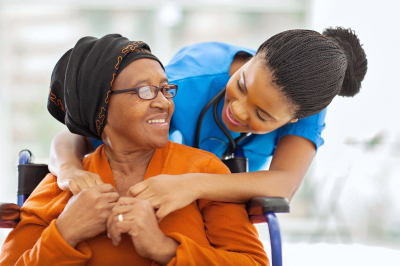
left=110, top=84, right=178, bottom=100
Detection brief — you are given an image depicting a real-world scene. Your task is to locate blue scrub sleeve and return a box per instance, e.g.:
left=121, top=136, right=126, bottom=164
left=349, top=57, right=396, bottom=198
left=89, top=138, right=104, bottom=150
left=276, top=108, right=327, bottom=151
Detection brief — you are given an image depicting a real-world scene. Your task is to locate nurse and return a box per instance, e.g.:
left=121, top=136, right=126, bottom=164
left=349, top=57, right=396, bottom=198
left=49, top=27, right=367, bottom=220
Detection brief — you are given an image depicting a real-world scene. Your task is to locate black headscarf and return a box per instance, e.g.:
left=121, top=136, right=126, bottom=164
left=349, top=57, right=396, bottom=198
left=48, top=34, right=164, bottom=140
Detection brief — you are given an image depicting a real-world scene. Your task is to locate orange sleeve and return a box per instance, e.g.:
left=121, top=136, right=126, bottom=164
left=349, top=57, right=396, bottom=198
left=0, top=174, right=92, bottom=266
left=165, top=157, right=269, bottom=266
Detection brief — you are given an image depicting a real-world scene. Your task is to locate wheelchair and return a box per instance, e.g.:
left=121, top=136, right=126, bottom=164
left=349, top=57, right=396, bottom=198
left=0, top=150, right=290, bottom=266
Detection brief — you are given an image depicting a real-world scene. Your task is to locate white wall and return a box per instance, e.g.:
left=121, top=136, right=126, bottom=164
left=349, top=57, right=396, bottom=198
left=311, top=0, right=400, bottom=142
left=306, top=0, right=400, bottom=248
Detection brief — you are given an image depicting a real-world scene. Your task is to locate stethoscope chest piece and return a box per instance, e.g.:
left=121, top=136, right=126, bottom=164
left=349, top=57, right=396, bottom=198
left=221, top=156, right=248, bottom=173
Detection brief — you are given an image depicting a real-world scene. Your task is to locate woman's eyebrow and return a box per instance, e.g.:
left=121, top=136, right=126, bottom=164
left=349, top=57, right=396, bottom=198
left=131, top=77, right=169, bottom=88
left=131, top=79, right=149, bottom=88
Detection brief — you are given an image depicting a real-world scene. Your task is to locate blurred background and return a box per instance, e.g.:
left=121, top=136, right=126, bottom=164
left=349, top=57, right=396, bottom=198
left=0, top=0, right=399, bottom=264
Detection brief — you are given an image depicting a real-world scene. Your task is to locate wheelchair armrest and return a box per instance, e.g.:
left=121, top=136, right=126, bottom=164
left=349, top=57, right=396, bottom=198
left=246, top=197, right=290, bottom=224
left=246, top=197, right=290, bottom=215
left=0, top=203, right=21, bottom=228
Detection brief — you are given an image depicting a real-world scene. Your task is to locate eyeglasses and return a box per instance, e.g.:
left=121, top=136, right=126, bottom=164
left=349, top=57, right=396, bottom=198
left=110, top=84, right=178, bottom=100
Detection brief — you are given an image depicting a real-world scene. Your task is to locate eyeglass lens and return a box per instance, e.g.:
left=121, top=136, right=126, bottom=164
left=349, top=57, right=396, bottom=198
left=138, top=85, right=177, bottom=99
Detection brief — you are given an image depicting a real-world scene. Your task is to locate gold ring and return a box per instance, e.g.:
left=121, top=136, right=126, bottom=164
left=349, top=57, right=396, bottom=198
left=118, top=214, right=124, bottom=222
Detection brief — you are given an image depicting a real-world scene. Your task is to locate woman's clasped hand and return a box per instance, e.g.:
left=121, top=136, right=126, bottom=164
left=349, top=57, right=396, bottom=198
left=55, top=184, right=119, bottom=248
left=56, top=183, right=180, bottom=264
left=107, top=197, right=179, bottom=265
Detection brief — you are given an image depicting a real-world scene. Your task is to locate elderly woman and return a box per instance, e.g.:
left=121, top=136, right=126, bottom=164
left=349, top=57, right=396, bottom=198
left=0, top=35, right=268, bottom=266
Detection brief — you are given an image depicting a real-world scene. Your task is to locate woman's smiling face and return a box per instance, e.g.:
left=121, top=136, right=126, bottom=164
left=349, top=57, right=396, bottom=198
left=104, top=58, right=174, bottom=150
left=223, top=56, right=298, bottom=134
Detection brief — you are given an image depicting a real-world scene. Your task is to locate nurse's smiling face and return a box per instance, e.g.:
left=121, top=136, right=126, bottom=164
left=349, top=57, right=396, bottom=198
left=223, top=56, right=298, bottom=134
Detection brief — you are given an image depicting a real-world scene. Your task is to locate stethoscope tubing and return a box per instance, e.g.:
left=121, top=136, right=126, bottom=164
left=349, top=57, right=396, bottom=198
left=194, top=87, right=229, bottom=149
left=195, top=87, right=251, bottom=156
left=213, top=89, right=236, bottom=153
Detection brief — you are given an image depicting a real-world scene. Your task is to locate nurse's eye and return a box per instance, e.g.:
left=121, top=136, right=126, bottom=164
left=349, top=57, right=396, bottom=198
left=237, top=80, right=246, bottom=94
left=256, top=110, right=267, bottom=122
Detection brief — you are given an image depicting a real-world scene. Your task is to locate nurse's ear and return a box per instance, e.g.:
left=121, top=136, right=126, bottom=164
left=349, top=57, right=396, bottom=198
left=283, top=118, right=298, bottom=126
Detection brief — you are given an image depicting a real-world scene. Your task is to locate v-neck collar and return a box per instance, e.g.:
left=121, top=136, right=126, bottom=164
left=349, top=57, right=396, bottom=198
left=87, top=142, right=172, bottom=187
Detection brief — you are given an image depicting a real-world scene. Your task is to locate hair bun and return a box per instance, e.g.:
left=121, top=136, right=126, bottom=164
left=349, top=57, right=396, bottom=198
left=323, top=27, right=368, bottom=97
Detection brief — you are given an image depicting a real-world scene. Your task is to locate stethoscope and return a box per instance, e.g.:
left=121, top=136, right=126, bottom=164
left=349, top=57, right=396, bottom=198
left=194, top=87, right=252, bottom=173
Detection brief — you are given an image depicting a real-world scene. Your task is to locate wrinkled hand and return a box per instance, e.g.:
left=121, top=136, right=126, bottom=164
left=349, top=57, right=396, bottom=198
left=56, top=184, right=119, bottom=248
left=107, top=197, right=178, bottom=265
left=58, top=164, right=104, bottom=195
left=127, top=174, right=200, bottom=221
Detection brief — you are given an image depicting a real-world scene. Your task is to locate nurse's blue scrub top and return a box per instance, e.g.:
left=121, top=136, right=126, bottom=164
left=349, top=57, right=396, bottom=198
left=91, top=42, right=327, bottom=172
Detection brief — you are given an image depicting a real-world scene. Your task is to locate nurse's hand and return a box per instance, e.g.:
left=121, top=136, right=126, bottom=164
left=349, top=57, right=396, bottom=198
left=127, top=174, right=200, bottom=221
left=58, top=165, right=104, bottom=195
left=107, top=197, right=178, bottom=265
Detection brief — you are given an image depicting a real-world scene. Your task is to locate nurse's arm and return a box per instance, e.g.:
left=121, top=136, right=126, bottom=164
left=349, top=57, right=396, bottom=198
left=49, top=129, right=102, bottom=194
left=199, top=135, right=315, bottom=202
left=162, top=157, right=268, bottom=266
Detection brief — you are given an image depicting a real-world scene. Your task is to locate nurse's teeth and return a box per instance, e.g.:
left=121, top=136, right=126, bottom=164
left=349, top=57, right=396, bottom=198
left=147, top=119, right=166, bottom=124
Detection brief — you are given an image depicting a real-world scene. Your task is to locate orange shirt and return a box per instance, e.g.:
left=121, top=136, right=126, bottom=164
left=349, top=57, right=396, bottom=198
left=0, top=141, right=269, bottom=266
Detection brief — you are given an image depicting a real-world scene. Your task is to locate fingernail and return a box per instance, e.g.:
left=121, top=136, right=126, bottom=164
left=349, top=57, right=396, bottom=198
left=113, top=240, right=118, bottom=246
left=107, top=233, right=111, bottom=238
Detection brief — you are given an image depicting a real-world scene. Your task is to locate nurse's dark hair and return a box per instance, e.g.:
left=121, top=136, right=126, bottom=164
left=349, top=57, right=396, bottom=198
left=256, top=27, right=367, bottom=119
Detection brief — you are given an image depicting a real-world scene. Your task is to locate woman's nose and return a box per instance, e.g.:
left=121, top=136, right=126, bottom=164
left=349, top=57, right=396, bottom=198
left=151, top=91, right=170, bottom=110
left=231, top=100, right=248, bottom=121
